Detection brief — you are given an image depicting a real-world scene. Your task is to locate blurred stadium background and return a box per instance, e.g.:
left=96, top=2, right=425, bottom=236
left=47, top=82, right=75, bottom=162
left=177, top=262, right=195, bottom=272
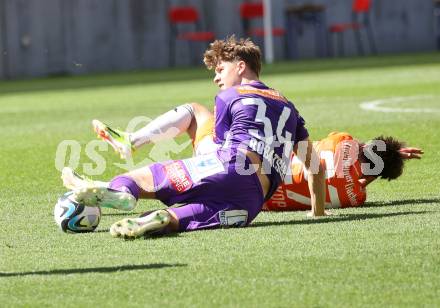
left=0, top=0, right=439, bottom=78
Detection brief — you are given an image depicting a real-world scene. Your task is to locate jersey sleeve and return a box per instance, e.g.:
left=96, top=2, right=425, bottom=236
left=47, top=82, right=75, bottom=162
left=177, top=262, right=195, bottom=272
left=213, top=95, right=232, bottom=144
left=294, top=108, right=309, bottom=143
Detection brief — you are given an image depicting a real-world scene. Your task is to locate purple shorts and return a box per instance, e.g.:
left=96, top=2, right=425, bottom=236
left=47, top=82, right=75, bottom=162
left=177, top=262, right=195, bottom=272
left=148, top=152, right=264, bottom=232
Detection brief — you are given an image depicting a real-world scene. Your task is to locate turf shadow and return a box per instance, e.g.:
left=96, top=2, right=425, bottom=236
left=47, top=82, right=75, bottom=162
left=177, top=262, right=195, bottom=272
left=101, top=212, right=144, bottom=217
left=90, top=229, right=182, bottom=240
left=0, top=263, right=186, bottom=278
left=250, top=210, right=429, bottom=228
left=102, top=209, right=171, bottom=218
left=94, top=229, right=110, bottom=233
left=147, top=232, right=181, bottom=240
left=362, top=197, right=440, bottom=208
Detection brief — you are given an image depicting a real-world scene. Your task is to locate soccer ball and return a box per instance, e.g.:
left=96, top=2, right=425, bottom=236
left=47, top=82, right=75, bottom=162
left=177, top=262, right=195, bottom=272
left=54, top=191, right=101, bottom=233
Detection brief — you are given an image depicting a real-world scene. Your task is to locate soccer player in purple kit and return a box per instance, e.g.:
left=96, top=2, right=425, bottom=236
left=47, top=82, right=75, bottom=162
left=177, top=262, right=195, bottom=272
left=66, top=36, right=327, bottom=239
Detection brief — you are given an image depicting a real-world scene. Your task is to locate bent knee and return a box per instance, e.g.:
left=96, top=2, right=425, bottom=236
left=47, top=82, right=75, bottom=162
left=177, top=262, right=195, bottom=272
left=124, top=167, right=155, bottom=193
left=189, top=102, right=213, bottom=122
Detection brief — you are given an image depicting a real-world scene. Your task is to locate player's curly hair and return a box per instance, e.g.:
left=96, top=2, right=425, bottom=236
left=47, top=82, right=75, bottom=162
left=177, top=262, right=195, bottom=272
left=203, top=36, right=262, bottom=76
left=363, top=136, right=405, bottom=181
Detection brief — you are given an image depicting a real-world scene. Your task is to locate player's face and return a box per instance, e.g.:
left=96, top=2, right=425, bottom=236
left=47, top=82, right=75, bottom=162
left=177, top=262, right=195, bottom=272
left=213, top=61, right=242, bottom=90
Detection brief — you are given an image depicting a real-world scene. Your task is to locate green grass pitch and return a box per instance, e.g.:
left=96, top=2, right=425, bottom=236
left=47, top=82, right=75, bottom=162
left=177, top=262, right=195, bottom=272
left=1, top=53, right=439, bottom=307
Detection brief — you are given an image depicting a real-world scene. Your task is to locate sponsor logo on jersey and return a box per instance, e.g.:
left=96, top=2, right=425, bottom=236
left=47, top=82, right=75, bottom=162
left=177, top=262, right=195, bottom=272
left=340, top=141, right=358, bottom=205
left=164, top=161, right=193, bottom=193
left=182, top=154, right=225, bottom=183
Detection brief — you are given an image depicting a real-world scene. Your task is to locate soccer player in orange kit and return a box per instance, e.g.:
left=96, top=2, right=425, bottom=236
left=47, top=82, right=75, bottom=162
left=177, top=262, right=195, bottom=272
left=264, top=131, right=423, bottom=211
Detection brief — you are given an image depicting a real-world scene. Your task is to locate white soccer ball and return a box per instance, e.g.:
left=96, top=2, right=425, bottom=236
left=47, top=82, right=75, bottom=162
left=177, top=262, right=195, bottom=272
left=54, top=191, right=101, bottom=233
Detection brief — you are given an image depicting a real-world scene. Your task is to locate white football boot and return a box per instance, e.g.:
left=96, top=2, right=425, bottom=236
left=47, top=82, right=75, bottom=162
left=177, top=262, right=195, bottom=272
left=110, top=210, right=171, bottom=239
left=61, top=167, right=108, bottom=190
left=62, top=167, right=136, bottom=211
left=92, top=119, right=134, bottom=159
left=72, top=185, right=137, bottom=211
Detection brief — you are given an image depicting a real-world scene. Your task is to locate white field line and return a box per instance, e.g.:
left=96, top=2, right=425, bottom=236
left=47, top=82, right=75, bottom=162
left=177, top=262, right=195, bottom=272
left=360, top=95, right=440, bottom=113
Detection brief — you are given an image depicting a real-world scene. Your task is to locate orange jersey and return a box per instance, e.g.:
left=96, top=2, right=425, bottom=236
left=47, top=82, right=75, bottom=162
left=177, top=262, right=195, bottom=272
left=264, top=132, right=367, bottom=211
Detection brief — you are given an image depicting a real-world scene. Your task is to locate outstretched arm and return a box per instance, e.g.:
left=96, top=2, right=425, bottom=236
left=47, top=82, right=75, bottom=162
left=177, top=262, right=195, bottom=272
left=294, top=138, right=326, bottom=217
left=399, top=147, right=424, bottom=160
left=358, top=147, right=424, bottom=187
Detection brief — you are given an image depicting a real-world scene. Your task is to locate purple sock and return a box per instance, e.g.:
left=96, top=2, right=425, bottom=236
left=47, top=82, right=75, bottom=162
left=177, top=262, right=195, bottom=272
left=109, top=176, right=141, bottom=200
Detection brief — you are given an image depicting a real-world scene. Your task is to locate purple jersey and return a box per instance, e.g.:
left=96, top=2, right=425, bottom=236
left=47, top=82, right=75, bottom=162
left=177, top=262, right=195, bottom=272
left=213, top=81, right=309, bottom=199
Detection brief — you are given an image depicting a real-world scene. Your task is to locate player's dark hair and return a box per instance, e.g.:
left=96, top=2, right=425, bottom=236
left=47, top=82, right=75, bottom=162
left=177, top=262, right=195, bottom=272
left=203, top=35, right=262, bottom=76
left=363, top=136, right=405, bottom=181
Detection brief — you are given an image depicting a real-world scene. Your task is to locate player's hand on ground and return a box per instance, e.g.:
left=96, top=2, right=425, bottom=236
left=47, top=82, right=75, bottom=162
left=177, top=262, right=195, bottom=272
left=306, top=210, right=333, bottom=218
left=399, top=147, right=424, bottom=159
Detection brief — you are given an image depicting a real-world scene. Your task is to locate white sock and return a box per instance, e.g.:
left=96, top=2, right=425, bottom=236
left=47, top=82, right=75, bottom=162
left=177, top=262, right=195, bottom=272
left=130, top=104, right=194, bottom=148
